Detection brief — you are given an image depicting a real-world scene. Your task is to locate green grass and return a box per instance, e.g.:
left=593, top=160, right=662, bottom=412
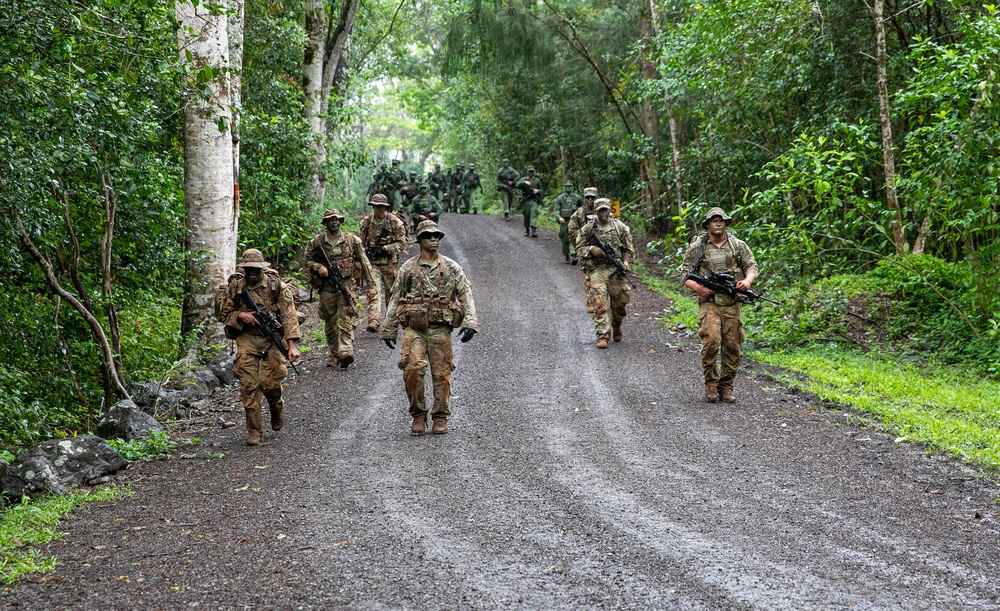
left=638, top=264, right=699, bottom=330
left=750, top=346, right=1000, bottom=471
left=1, top=485, right=126, bottom=584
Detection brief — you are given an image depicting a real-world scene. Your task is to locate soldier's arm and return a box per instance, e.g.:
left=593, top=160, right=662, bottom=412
left=354, top=237, right=379, bottom=287
left=621, top=224, right=636, bottom=268
left=277, top=284, right=302, bottom=342
left=379, top=273, right=405, bottom=337
left=452, top=266, right=479, bottom=332
left=384, top=218, right=407, bottom=255
left=220, top=283, right=244, bottom=331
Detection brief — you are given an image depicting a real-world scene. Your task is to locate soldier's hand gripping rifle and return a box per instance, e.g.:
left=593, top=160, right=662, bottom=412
left=313, top=244, right=355, bottom=310
left=586, top=219, right=636, bottom=288
left=240, top=287, right=299, bottom=375
left=685, top=270, right=780, bottom=305
left=365, top=223, right=391, bottom=260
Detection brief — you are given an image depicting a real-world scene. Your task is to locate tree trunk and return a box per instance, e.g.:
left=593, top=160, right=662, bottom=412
left=304, top=0, right=327, bottom=207
left=321, top=0, right=362, bottom=116
left=668, top=111, right=684, bottom=218
left=176, top=0, right=237, bottom=360
left=871, top=0, right=906, bottom=253
left=639, top=6, right=661, bottom=220
left=229, top=0, right=245, bottom=224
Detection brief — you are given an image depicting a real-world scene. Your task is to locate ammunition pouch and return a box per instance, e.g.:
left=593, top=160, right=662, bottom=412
left=224, top=325, right=241, bottom=340
left=398, top=300, right=429, bottom=331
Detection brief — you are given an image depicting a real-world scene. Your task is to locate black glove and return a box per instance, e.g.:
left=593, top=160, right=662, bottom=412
left=458, top=327, right=476, bottom=343
left=383, top=338, right=396, bottom=349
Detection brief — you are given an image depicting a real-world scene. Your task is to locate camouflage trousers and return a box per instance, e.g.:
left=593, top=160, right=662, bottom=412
left=499, top=189, right=513, bottom=214
left=588, top=265, right=629, bottom=339
left=397, top=324, right=456, bottom=422
left=698, top=300, right=744, bottom=390
left=521, top=200, right=539, bottom=230
left=318, top=288, right=358, bottom=358
left=558, top=222, right=576, bottom=258
left=232, top=333, right=287, bottom=431
left=364, top=261, right=394, bottom=329
left=459, top=190, right=476, bottom=213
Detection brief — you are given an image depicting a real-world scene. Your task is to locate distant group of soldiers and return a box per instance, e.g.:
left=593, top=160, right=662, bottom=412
left=217, top=156, right=759, bottom=446
left=367, top=159, right=483, bottom=223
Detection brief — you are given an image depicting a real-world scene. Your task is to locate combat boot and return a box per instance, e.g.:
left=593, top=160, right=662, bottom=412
left=245, top=408, right=263, bottom=445
left=531, top=227, right=538, bottom=238
left=524, top=229, right=530, bottom=237
left=431, top=420, right=448, bottom=435
left=720, top=388, right=736, bottom=403
left=564, top=255, right=571, bottom=264
left=339, top=353, right=354, bottom=368
left=473, top=208, right=477, bottom=215
left=504, top=212, right=509, bottom=221
left=326, top=355, right=339, bottom=368
left=270, top=406, right=284, bottom=431
left=411, top=416, right=427, bottom=436
left=571, top=256, right=578, bottom=265
left=612, top=326, right=622, bottom=342
left=596, top=338, right=608, bottom=349
left=704, top=386, right=719, bottom=403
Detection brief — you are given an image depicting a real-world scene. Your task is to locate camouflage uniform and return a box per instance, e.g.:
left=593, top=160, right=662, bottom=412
left=459, top=166, right=481, bottom=214
left=218, top=249, right=301, bottom=445
left=554, top=182, right=585, bottom=263
left=576, top=199, right=635, bottom=347
left=387, top=160, right=405, bottom=210
left=306, top=209, right=378, bottom=368
left=516, top=168, right=543, bottom=237
left=381, top=221, right=479, bottom=435
left=400, top=172, right=420, bottom=208
left=410, top=186, right=442, bottom=231
left=448, top=165, right=465, bottom=213
left=568, top=187, right=599, bottom=310
left=680, top=207, right=758, bottom=401
left=359, top=194, right=408, bottom=331
left=428, top=165, right=447, bottom=200
left=496, top=160, right=518, bottom=220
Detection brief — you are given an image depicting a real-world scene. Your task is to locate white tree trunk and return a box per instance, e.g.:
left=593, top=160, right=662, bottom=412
left=871, top=0, right=906, bottom=253
left=304, top=0, right=328, bottom=207
left=229, top=0, right=245, bottom=222
left=176, top=0, right=236, bottom=356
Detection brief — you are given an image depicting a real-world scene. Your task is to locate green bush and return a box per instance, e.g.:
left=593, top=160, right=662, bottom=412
left=105, top=430, right=176, bottom=462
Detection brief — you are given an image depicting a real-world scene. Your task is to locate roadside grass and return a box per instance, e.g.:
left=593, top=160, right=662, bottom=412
left=748, top=347, right=1000, bottom=471
left=639, top=267, right=1000, bottom=473
left=1, top=485, right=126, bottom=584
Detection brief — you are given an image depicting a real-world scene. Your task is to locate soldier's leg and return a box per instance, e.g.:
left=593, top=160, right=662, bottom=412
left=501, top=191, right=511, bottom=218
left=427, top=327, right=456, bottom=428
left=522, top=201, right=531, bottom=235
left=398, top=328, right=429, bottom=423
left=233, top=338, right=265, bottom=445
left=584, top=269, right=594, bottom=312
left=609, top=278, right=630, bottom=341
left=334, top=295, right=357, bottom=367
left=718, top=307, right=745, bottom=398
left=319, top=291, right=339, bottom=366
left=365, top=267, right=385, bottom=332
left=698, top=302, right=723, bottom=396
left=260, top=349, right=288, bottom=431
left=590, top=267, right=612, bottom=344
left=559, top=223, right=570, bottom=262
left=528, top=202, right=539, bottom=237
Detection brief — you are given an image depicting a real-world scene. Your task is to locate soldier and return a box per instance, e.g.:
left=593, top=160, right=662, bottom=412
left=459, top=164, right=482, bottom=214
left=410, top=183, right=442, bottom=231
left=387, top=159, right=405, bottom=209
left=680, top=207, right=758, bottom=404
left=449, top=164, right=465, bottom=213
left=359, top=193, right=408, bottom=333
left=568, top=187, right=599, bottom=311
left=400, top=171, right=420, bottom=208
left=380, top=220, right=479, bottom=436
left=496, top=158, right=518, bottom=221
left=576, top=198, right=635, bottom=349
left=428, top=164, right=447, bottom=200
left=217, top=249, right=300, bottom=446
left=305, top=209, right=379, bottom=368
left=516, top=166, right=544, bottom=238
left=554, top=181, right=585, bottom=264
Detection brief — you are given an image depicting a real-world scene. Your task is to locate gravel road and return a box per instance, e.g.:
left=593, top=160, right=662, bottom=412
left=4, top=213, right=1000, bottom=610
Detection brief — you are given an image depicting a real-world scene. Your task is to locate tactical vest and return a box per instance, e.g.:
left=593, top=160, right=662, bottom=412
left=395, top=258, right=464, bottom=330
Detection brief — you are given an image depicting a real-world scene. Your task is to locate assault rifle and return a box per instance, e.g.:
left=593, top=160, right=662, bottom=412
left=365, top=223, right=391, bottom=260
left=685, top=270, right=780, bottom=305
left=313, top=243, right=355, bottom=309
left=240, top=287, right=299, bottom=375
left=586, top=219, right=636, bottom=288
left=516, top=179, right=543, bottom=203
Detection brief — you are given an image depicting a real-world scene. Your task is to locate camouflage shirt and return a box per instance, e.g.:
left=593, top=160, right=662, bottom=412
left=576, top=218, right=636, bottom=268
left=567, top=204, right=596, bottom=245
left=306, top=229, right=377, bottom=290
left=219, top=269, right=301, bottom=341
left=381, top=254, right=479, bottom=336
left=679, top=232, right=758, bottom=281
left=359, top=212, right=407, bottom=265
left=555, top=192, right=585, bottom=219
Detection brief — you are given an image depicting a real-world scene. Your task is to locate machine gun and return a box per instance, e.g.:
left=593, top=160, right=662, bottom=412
left=365, top=223, right=391, bottom=260
left=313, top=243, right=355, bottom=311
left=586, top=219, right=636, bottom=288
left=240, top=287, right=299, bottom=375
left=685, top=270, right=780, bottom=305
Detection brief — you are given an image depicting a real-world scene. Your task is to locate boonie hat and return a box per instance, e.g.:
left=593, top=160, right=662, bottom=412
left=415, top=220, right=445, bottom=240
left=237, top=248, right=270, bottom=269
left=369, top=194, right=390, bottom=207
left=322, top=209, right=346, bottom=222
left=594, top=198, right=611, bottom=211
left=701, top=207, right=733, bottom=228
left=583, top=187, right=598, bottom=197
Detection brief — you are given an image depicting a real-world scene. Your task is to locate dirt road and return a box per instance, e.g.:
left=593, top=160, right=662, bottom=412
left=5, top=213, right=1000, bottom=610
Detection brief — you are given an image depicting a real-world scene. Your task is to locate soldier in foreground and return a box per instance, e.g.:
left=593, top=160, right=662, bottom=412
left=568, top=187, right=599, bottom=311
left=217, top=249, right=300, bottom=445
left=496, top=159, right=518, bottom=221
left=305, top=209, right=378, bottom=369
left=359, top=193, right=408, bottom=333
left=516, top=166, right=543, bottom=237
left=680, top=207, right=758, bottom=403
left=576, top=198, right=635, bottom=349
left=380, top=220, right=479, bottom=436
left=555, top=181, right=585, bottom=264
